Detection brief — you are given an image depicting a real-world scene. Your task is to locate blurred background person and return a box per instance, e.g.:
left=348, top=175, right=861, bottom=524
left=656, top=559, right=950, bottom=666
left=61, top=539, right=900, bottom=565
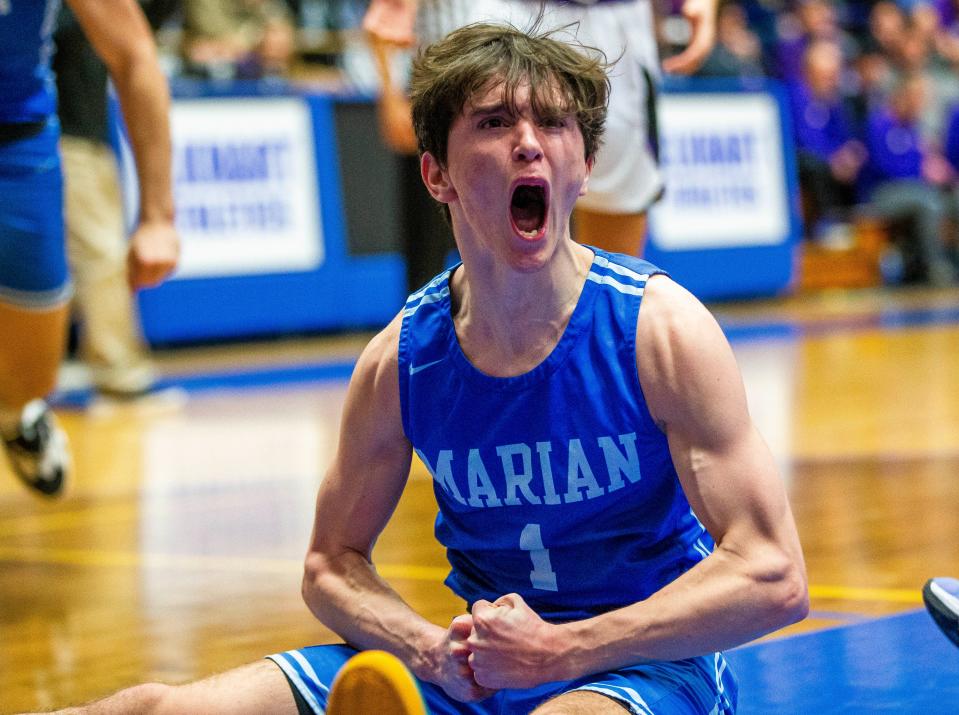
left=935, top=96, right=959, bottom=270
left=54, top=2, right=181, bottom=405
left=773, top=0, right=858, bottom=85
left=362, top=0, right=511, bottom=292
left=0, top=0, right=178, bottom=498
left=696, top=1, right=766, bottom=78
left=859, top=72, right=956, bottom=285
left=363, top=0, right=721, bottom=276
left=180, top=0, right=297, bottom=80
left=788, top=38, right=866, bottom=244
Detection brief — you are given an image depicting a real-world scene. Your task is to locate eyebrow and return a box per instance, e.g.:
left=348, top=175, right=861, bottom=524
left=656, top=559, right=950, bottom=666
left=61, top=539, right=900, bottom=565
left=467, top=101, right=572, bottom=122
left=467, top=101, right=514, bottom=119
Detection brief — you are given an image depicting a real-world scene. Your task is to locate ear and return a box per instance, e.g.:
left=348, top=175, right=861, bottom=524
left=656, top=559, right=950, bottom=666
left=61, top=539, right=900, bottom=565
left=578, top=154, right=596, bottom=197
left=421, top=152, right=457, bottom=204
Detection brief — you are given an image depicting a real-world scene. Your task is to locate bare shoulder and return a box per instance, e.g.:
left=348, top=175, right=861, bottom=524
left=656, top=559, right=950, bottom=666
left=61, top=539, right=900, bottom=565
left=636, top=274, right=728, bottom=377
left=350, top=312, right=404, bottom=413
left=636, top=274, right=745, bottom=432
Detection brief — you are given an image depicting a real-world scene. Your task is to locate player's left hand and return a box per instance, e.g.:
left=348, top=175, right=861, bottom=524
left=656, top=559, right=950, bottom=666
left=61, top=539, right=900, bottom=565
left=467, top=593, right=565, bottom=689
left=662, top=0, right=718, bottom=76
left=127, top=220, right=180, bottom=290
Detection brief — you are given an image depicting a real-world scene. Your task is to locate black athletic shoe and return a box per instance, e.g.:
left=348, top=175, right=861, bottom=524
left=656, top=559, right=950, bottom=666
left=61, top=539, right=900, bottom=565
left=923, top=577, right=959, bottom=648
left=2, top=400, right=70, bottom=498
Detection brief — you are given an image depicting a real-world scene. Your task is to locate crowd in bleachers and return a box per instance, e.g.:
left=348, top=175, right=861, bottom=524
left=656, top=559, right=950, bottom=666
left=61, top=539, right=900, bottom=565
left=145, top=0, right=959, bottom=285
left=687, top=0, right=959, bottom=285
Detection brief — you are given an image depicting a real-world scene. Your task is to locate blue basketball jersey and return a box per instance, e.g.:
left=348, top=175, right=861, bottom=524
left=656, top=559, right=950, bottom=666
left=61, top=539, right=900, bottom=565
left=0, top=0, right=61, bottom=123
left=398, top=249, right=715, bottom=622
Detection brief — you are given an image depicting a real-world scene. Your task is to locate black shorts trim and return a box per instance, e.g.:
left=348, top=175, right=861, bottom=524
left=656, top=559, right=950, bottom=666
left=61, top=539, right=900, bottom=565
left=280, top=668, right=316, bottom=715
left=0, top=120, right=47, bottom=144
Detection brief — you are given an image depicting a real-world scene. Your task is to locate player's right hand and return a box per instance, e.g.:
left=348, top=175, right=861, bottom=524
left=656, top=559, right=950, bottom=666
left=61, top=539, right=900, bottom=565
left=422, top=615, right=497, bottom=702
left=127, top=219, right=180, bottom=290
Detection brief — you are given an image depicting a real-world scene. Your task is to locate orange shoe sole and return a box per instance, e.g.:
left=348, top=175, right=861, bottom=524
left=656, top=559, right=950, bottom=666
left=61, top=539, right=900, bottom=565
left=326, top=650, right=428, bottom=715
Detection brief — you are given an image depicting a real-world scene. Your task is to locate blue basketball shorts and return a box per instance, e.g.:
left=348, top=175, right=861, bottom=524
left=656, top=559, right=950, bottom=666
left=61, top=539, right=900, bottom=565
left=0, top=119, right=72, bottom=308
left=267, top=644, right=737, bottom=714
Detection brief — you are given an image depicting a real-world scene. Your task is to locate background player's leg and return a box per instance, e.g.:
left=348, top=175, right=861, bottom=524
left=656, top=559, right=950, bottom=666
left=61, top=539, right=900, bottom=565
left=44, top=660, right=297, bottom=715
left=0, top=302, right=71, bottom=496
left=574, top=208, right=648, bottom=258
left=0, top=302, right=69, bottom=410
left=0, top=120, right=72, bottom=496
left=61, top=136, right=157, bottom=397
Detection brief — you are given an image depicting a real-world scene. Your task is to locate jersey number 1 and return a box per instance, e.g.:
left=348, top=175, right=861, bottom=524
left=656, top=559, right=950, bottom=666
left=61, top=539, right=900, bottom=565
left=520, top=523, right=558, bottom=591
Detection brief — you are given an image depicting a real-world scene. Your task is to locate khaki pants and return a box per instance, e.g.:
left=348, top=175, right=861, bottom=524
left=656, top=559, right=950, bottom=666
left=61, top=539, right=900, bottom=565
left=60, top=135, right=156, bottom=394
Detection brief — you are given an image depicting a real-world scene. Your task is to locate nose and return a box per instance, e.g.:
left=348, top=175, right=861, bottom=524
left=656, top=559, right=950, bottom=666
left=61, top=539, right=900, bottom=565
left=512, top=120, right=543, bottom=163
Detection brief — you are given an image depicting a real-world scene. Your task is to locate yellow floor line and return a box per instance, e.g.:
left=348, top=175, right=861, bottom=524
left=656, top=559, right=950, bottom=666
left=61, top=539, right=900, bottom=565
left=0, top=545, right=448, bottom=580
left=807, top=584, right=922, bottom=605
left=0, top=503, right=138, bottom=537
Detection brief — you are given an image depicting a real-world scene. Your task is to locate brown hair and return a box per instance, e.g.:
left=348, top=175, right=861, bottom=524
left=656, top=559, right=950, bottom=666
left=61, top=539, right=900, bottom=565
left=409, top=21, right=611, bottom=166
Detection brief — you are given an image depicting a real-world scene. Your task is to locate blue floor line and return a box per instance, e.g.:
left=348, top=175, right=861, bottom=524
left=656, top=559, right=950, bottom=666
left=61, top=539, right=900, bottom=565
left=48, top=301, right=959, bottom=407
left=51, top=359, right=358, bottom=409
left=719, top=303, right=959, bottom=342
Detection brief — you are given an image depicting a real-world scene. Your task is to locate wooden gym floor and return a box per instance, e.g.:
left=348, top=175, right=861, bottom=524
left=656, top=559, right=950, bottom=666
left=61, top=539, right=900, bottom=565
left=1, top=285, right=958, bottom=713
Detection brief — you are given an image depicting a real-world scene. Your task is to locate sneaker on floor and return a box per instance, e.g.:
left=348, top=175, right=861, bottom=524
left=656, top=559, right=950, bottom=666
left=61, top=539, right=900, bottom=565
left=923, top=577, right=959, bottom=648
left=327, top=651, right=427, bottom=715
left=1, top=399, right=71, bottom=498
left=88, top=385, right=188, bottom=418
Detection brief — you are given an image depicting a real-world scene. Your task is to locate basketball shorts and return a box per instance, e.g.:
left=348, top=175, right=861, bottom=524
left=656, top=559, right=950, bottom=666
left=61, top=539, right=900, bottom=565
left=416, top=0, right=514, bottom=45
left=267, top=644, right=737, bottom=714
left=0, top=118, right=72, bottom=309
left=502, top=0, right=665, bottom=215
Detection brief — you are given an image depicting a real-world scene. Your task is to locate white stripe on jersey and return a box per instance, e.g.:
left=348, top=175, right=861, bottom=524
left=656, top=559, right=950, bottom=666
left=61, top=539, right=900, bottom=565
left=593, top=253, right=651, bottom=284
left=404, top=286, right=451, bottom=317
left=288, top=650, right=330, bottom=695
left=693, top=538, right=712, bottom=560
left=587, top=271, right=646, bottom=296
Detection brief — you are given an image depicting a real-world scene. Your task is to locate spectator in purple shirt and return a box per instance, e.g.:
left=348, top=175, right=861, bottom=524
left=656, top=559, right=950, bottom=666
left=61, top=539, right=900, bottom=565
left=790, top=39, right=866, bottom=240
left=944, top=100, right=959, bottom=168
left=775, top=0, right=857, bottom=83
left=937, top=101, right=959, bottom=269
left=861, top=72, right=956, bottom=284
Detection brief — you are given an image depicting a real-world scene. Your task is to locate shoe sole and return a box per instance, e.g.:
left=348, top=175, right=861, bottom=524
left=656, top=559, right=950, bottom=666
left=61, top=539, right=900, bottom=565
left=327, top=650, right=427, bottom=715
left=922, top=578, right=959, bottom=648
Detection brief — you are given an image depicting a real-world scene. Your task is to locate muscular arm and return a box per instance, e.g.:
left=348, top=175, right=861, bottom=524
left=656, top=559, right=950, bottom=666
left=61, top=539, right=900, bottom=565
left=468, top=276, right=807, bottom=687
left=67, top=0, right=178, bottom=289
left=302, top=315, right=491, bottom=702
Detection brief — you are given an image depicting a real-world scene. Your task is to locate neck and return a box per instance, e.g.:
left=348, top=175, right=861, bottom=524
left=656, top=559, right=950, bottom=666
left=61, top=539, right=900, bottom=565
left=450, top=239, right=594, bottom=376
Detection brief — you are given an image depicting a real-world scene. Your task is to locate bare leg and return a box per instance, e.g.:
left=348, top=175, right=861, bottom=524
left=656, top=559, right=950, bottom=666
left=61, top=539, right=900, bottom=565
left=531, top=690, right=632, bottom=714
left=42, top=660, right=297, bottom=715
left=0, top=301, right=69, bottom=414
left=574, top=208, right=648, bottom=258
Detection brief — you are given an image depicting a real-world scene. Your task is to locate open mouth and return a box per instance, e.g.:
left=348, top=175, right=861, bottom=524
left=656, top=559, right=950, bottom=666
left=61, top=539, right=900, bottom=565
left=509, top=182, right=548, bottom=239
